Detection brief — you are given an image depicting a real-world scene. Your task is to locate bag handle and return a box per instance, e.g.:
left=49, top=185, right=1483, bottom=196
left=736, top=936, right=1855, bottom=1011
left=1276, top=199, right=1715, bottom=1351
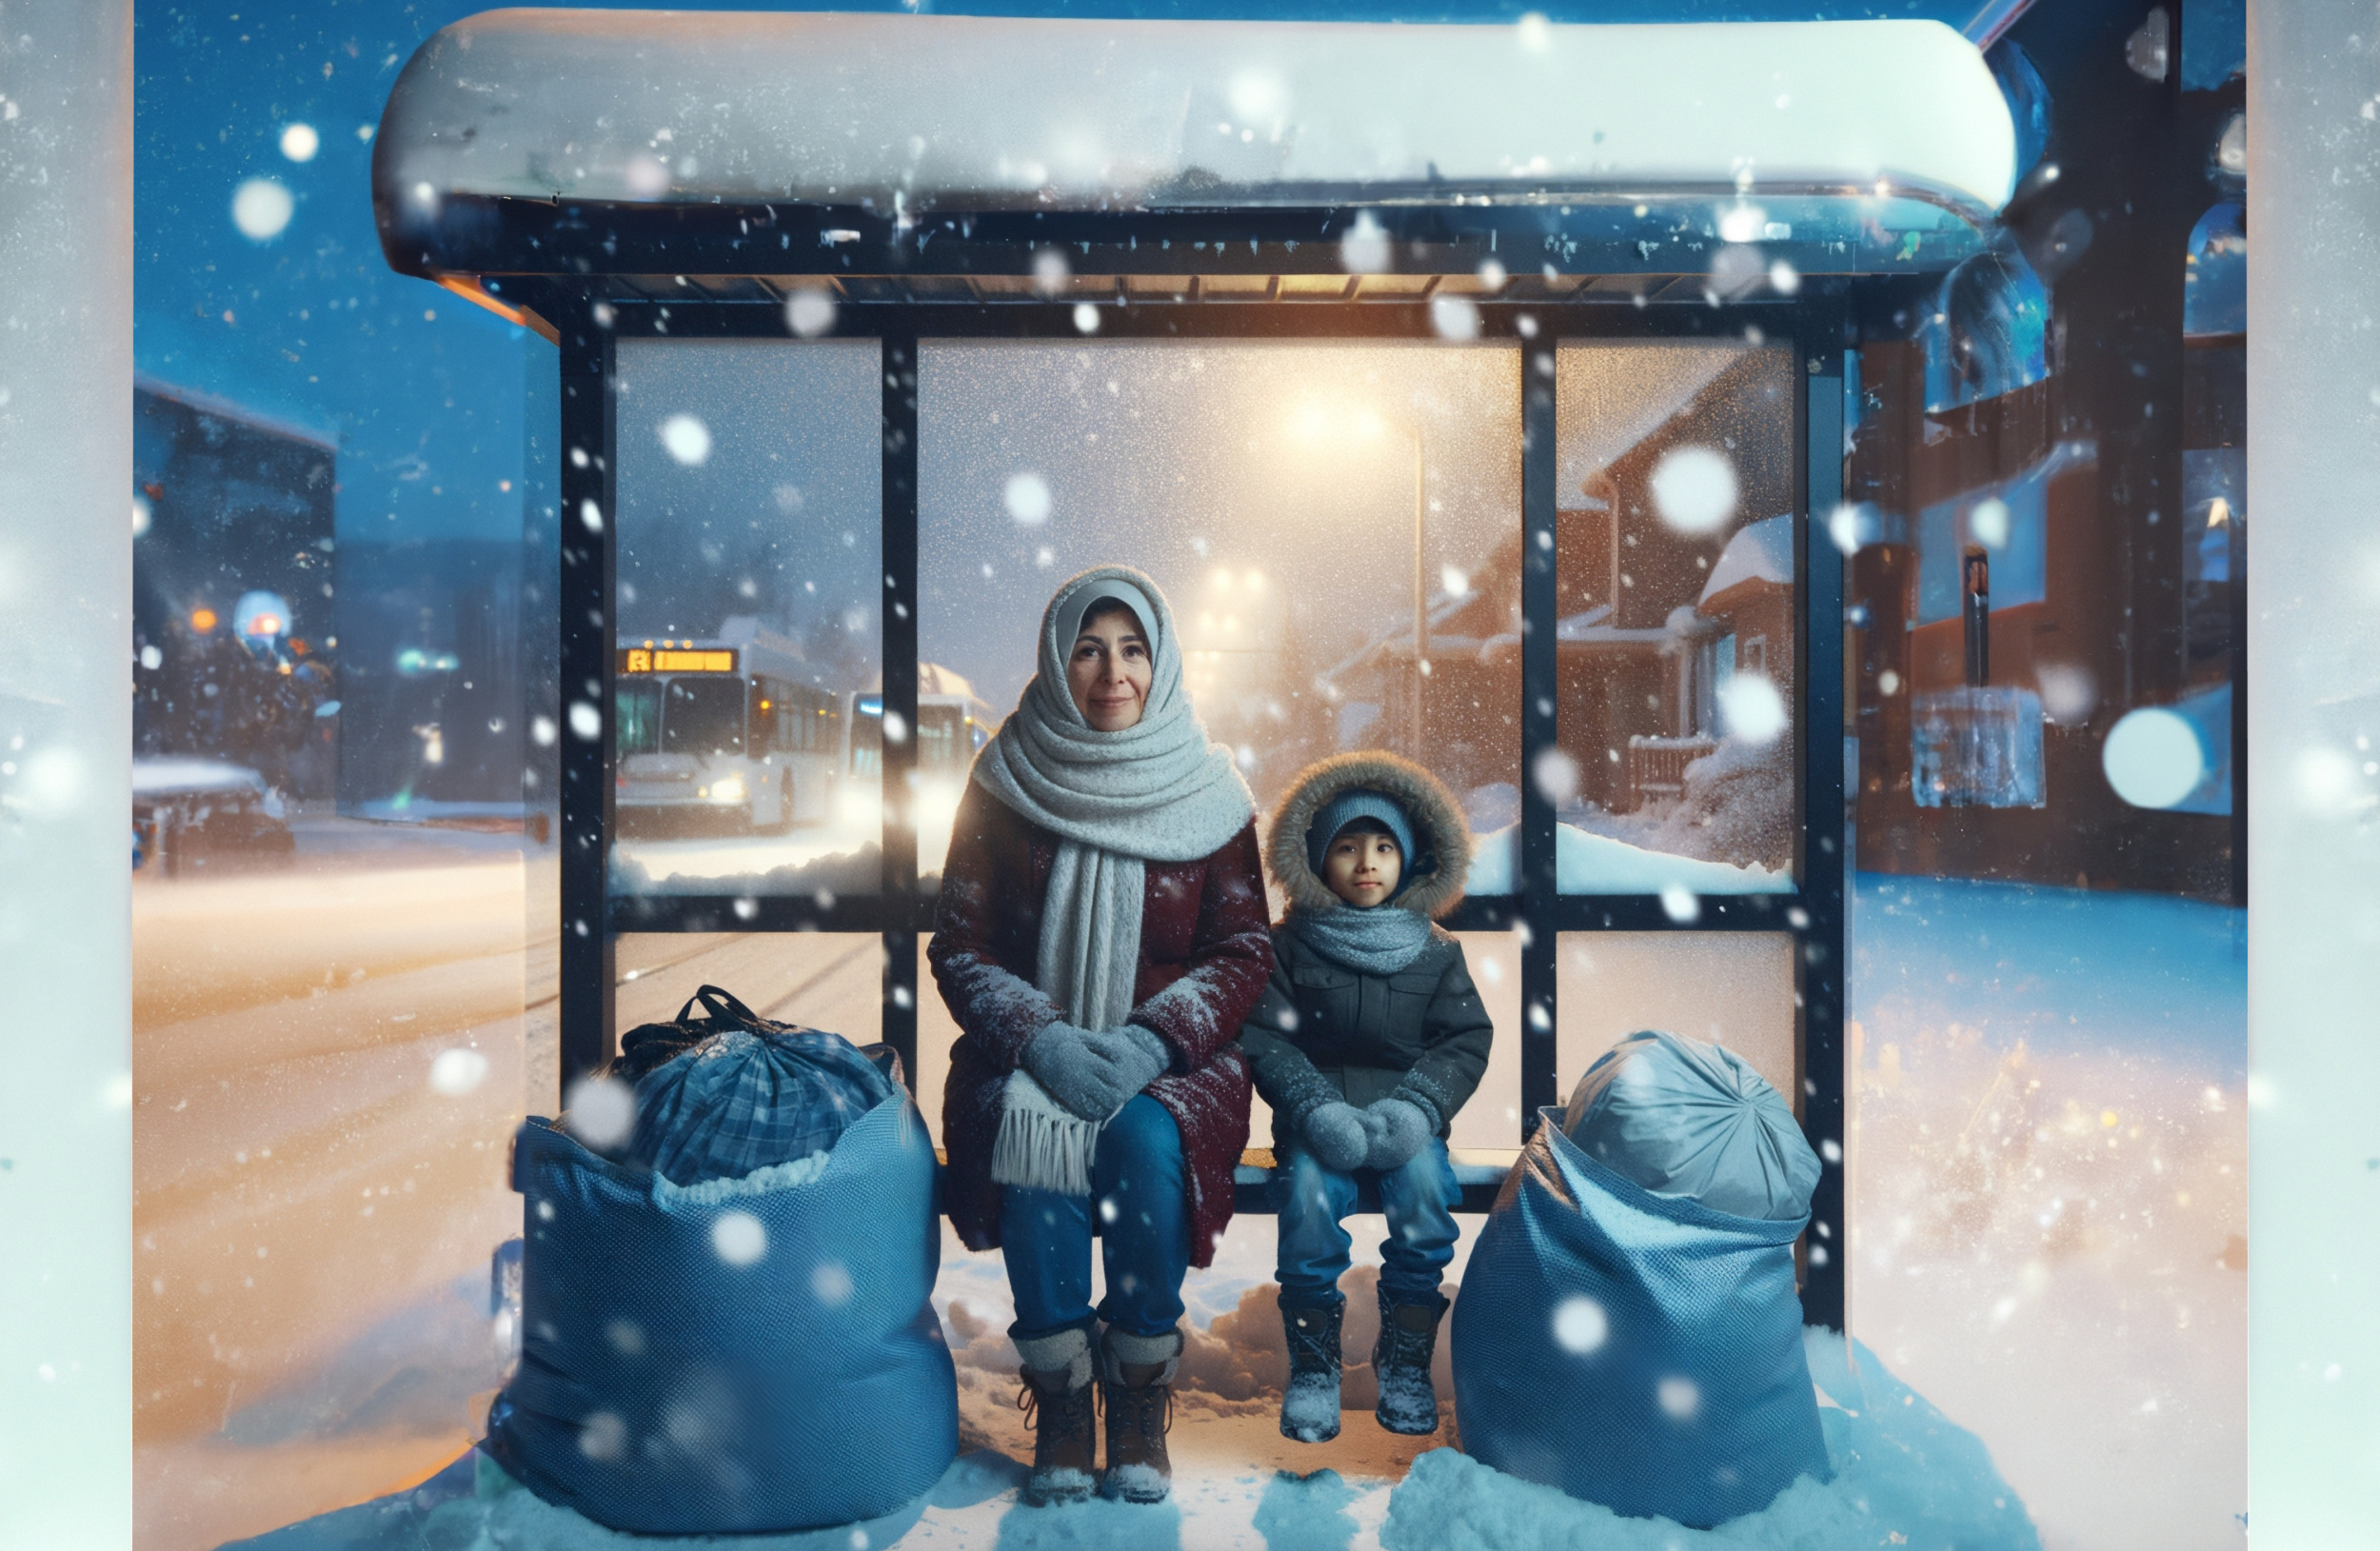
left=673, top=983, right=767, bottom=1031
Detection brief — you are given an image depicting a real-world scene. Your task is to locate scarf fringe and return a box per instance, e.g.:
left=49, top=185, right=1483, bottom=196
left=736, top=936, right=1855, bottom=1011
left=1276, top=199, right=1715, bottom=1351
left=991, top=1069, right=1102, bottom=1196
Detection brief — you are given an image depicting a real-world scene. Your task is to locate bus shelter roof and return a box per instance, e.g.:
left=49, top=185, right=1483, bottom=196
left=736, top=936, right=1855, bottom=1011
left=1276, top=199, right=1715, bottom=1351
left=373, top=10, right=2018, bottom=327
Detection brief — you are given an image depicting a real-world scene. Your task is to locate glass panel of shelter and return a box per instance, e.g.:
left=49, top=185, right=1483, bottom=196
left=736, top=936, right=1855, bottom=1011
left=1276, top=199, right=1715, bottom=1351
left=606, top=338, right=884, bottom=905
left=1549, top=341, right=1800, bottom=896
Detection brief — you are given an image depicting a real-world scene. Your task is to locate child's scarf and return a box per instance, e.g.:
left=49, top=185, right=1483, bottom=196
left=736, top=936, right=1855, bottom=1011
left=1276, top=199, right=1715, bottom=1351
left=1288, top=902, right=1437, bottom=977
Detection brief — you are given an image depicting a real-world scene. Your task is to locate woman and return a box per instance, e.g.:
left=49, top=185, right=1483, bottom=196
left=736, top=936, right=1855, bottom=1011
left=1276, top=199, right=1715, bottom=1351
left=929, top=566, right=1271, bottom=1506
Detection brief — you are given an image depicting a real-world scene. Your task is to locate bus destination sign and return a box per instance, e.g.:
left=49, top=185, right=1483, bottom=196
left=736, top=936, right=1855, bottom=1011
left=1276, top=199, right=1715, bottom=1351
left=619, top=646, right=738, bottom=674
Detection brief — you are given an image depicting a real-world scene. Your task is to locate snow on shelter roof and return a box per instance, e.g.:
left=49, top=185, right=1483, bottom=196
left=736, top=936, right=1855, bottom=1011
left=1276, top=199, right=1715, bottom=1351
left=375, top=10, right=2016, bottom=232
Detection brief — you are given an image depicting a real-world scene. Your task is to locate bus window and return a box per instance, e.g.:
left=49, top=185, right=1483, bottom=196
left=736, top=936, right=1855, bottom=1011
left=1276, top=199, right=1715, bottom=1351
left=916, top=704, right=965, bottom=777
left=663, top=677, right=745, bottom=757
left=616, top=681, right=663, bottom=756
left=819, top=690, right=843, bottom=757
left=750, top=680, right=776, bottom=753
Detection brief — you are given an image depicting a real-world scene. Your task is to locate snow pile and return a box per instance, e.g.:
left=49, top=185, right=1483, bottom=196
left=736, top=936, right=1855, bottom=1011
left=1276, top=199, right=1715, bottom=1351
left=609, top=841, right=881, bottom=897
left=1382, top=1329, right=2039, bottom=1551
left=1469, top=822, right=1792, bottom=896
left=1636, top=735, right=1795, bottom=876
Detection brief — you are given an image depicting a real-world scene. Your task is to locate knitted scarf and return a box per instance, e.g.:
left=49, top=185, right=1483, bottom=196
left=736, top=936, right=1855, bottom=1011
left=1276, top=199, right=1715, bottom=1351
left=1288, top=903, right=1437, bottom=977
left=974, top=566, right=1254, bottom=1194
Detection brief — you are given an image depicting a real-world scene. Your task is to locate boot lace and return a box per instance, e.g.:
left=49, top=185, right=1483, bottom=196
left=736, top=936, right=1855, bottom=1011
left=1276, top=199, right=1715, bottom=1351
left=1105, top=1377, right=1173, bottom=1440
left=1284, top=1313, right=1341, bottom=1378
left=1018, top=1375, right=1098, bottom=1442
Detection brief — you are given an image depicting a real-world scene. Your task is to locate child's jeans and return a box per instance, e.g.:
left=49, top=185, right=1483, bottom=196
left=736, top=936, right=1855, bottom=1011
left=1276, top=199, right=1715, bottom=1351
left=1270, top=1137, right=1462, bottom=1310
left=1000, top=1095, right=1190, bottom=1342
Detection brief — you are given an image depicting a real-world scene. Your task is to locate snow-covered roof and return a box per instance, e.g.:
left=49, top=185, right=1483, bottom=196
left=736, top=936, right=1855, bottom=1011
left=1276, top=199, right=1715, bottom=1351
left=1700, top=513, right=1795, bottom=606
left=1556, top=605, right=1673, bottom=646
left=376, top=11, right=2016, bottom=219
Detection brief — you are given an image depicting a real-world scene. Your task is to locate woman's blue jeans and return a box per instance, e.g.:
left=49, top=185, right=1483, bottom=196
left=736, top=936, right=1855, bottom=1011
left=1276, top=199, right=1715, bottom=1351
left=1000, top=1094, right=1189, bottom=1342
left=1270, top=1138, right=1462, bottom=1311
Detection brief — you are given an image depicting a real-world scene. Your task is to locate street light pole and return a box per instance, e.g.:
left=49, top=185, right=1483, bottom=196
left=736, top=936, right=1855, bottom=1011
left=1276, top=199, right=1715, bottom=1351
left=1411, top=425, right=1427, bottom=750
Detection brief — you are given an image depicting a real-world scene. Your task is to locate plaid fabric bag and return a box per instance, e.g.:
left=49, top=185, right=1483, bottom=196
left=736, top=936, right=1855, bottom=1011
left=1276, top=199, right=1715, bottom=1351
left=620, top=984, right=901, bottom=1186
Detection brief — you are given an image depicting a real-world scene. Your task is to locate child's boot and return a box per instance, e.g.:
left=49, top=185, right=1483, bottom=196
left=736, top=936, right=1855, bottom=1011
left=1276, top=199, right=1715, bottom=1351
left=1014, top=1328, right=1098, bottom=1505
left=1279, top=1300, right=1345, bottom=1442
left=1372, top=1285, right=1448, bottom=1436
left=1099, top=1325, right=1180, bottom=1503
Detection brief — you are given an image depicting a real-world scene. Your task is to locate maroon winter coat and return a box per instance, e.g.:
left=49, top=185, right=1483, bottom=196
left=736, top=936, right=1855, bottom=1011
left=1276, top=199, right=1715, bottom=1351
left=928, top=781, right=1273, bottom=1268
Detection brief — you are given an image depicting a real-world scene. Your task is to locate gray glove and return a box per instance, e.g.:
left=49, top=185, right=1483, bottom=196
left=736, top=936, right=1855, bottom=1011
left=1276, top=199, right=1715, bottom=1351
left=1023, top=1023, right=1170, bottom=1123
left=1360, top=1097, right=1435, bottom=1172
left=1299, top=1102, right=1371, bottom=1172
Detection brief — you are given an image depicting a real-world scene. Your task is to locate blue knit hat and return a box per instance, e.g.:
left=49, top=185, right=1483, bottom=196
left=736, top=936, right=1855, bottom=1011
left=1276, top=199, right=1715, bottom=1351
left=1306, top=787, right=1418, bottom=885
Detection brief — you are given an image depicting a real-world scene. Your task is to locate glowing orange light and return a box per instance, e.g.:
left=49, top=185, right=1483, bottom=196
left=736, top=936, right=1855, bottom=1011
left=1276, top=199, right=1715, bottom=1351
left=190, top=607, right=218, bottom=632
left=245, top=613, right=283, bottom=637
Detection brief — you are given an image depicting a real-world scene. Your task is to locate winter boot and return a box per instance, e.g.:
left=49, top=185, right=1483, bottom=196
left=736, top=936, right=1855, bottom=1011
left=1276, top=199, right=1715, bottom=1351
left=1279, top=1300, right=1345, bottom=1443
left=1014, top=1328, right=1099, bottom=1506
left=1098, top=1324, right=1181, bottom=1503
left=1372, top=1286, right=1448, bottom=1437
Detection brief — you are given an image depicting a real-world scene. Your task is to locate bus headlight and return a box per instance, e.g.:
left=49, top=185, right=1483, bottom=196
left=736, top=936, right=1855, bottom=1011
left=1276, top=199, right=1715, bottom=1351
left=838, top=785, right=882, bottom=831
left=707, top=774, right=747, bottom=804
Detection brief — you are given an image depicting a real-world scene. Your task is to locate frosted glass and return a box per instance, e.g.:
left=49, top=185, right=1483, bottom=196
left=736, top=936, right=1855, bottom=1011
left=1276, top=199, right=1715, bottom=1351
left=1554, top=931, right=1796, bottom=1108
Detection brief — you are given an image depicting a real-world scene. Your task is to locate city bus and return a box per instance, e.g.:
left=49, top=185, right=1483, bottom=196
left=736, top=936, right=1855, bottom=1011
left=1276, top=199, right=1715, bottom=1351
left=841, top=664, right=998, bottom=864
left=614, top=617, right=845, bottom=833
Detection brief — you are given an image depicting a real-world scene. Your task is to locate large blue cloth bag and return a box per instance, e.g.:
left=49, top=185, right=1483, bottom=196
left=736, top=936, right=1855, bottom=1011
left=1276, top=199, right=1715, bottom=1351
left=1451, top=1109, right=1830, bottom=1528
left=485, top=1095, right=958, bottom=1534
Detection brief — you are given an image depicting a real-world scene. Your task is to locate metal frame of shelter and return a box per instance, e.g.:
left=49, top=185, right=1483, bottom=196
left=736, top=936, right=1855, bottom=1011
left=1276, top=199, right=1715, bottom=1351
left=417, top=194, right=1873, bottom=1326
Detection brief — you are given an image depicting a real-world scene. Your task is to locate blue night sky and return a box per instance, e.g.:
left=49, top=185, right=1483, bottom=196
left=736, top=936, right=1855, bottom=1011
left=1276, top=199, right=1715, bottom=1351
left=133, top=0, right=1996, bottom=548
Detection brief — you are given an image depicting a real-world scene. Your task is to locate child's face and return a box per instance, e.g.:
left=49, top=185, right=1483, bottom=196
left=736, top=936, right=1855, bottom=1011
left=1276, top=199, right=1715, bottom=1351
left=1323, top=827, right=1403, bottom=908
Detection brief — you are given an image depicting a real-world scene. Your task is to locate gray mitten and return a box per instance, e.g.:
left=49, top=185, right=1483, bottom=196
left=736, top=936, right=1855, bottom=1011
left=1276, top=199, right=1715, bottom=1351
left=1360, top=1098, right=1435, bottom=1171
left=1023, top=1023, right=1169, bottom=1122
left=1021, top=1023, right=1120, bottom=1122
left=1081, top=1025, right=1170, bottom=1107
left=1299, top=1102, right=1371, bottom=1172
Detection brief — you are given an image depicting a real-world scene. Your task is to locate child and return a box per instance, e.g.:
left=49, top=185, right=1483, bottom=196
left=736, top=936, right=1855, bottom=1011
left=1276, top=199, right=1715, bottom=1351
left=1237, top=752, right=1493, bottom=1442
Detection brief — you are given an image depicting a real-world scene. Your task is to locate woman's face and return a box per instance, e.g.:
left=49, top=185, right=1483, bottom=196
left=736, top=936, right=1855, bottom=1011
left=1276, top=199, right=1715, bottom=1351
left=1066, top=605, right=1154, bottom=730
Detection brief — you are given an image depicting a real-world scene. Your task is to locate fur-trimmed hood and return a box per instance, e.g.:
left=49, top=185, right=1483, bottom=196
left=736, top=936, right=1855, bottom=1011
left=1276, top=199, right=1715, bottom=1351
left=1267, top=751, right=1471, bottom=921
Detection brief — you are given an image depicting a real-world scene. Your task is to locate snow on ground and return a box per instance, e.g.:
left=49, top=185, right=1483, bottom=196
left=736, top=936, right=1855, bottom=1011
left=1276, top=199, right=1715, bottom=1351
left=1467, top=822, right=1793, bottom=896
left=225, top=1326, right=2036, bottom=1551
left=1381, top=1329, right=2037, bottom=1551
left=610, top=831, right=882, bottom=896
left=1848, top=874, right=2247, bottom=1551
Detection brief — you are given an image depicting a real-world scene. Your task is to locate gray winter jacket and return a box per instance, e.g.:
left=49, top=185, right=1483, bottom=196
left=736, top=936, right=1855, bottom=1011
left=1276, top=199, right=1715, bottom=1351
left=1240, top=927, right=1495, bottom=1147
left=1236, top=750, right=1495, bottom=1150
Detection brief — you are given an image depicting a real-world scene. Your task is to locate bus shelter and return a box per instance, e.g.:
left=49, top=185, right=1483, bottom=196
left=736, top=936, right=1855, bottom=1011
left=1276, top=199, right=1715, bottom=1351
left=374, top=7, right=2023, bottom=1329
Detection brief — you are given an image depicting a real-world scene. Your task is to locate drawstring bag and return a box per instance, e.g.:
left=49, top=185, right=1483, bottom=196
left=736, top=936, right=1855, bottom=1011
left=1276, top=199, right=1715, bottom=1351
left=486, top=995, right=955, bottom=1535
left=1559, top=1030, right=1820, bottom=1222
left=616, top=985, right=901, bottom=1186
left=1451, top=1039, right=1829, bottom=1529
